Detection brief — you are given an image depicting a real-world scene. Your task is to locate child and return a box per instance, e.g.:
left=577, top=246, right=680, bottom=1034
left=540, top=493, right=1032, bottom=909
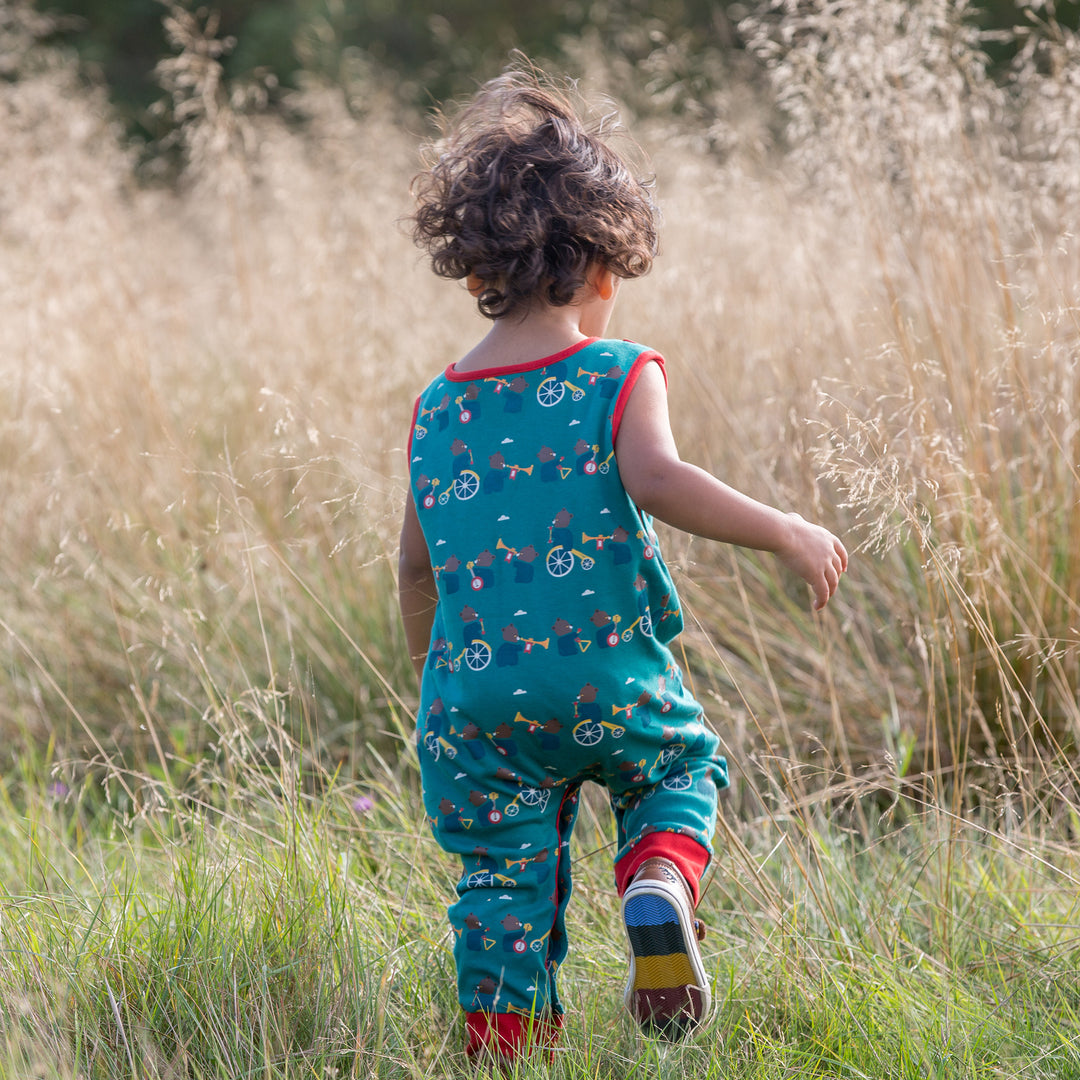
left=398, top=66, right=848, bottom=1064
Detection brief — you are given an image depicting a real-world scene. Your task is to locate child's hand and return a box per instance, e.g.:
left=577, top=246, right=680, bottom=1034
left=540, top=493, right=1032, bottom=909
left=775, top=513, right=848, bottom=611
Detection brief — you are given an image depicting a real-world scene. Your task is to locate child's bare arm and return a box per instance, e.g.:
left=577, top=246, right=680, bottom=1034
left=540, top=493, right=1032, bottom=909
left=615, top=361, right=848, bottom=610
left=398, top=493, right=438, bottom=683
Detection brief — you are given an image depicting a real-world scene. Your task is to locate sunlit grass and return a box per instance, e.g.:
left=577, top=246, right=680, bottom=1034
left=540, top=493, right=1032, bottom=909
left=5, top=735, right=1080, bottom=1077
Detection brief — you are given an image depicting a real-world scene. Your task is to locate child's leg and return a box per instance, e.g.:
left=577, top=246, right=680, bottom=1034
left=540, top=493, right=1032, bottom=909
left=420, top=732, right=581, bottom=1059
left=447, top=790, right=578, bottom=1017
left=606, top=719, right=727, bottom=1037
left=454, top=788, right=580, bottom=1062
left=608, top=721, right=726, bottom=900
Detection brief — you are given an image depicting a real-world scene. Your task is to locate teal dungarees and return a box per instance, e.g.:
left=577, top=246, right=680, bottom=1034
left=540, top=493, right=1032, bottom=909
left=408, top=338, right=729, bottom=1018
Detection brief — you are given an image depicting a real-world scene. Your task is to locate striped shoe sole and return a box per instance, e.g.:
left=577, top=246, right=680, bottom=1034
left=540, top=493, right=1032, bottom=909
left=621, top=877, right=710, bottom=1038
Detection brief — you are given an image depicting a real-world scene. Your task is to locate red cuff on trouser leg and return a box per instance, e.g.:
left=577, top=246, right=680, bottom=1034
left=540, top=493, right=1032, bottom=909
left=614, top=832, right=709, bottom=906
left=464, top=1011, right=563, bottom=1063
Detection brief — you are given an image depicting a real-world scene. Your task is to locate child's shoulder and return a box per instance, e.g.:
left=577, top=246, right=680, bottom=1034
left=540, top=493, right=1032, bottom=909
left=588, top=336, right=654, bottom=352
left=583, top=337, right=664, bottom=366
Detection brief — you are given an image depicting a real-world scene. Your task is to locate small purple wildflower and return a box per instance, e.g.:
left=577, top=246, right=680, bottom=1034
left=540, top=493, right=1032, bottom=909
left=352, top=795, right=375, bottom=814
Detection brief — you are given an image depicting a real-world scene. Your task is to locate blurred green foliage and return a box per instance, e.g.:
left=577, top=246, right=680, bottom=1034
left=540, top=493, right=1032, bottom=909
left=27, top=0, right=1080, bottom=151
left=42, top=0, right=1077, bottom=141
left=37, top=0, right=740, bottom=135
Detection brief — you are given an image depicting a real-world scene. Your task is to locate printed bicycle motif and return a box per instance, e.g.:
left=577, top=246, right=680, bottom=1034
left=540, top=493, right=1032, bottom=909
left=536, top=373, right=585, bottom=406
left=454, top=394, right=475, bottom=424
left=546, top=545, right=595, bottom=577
left=464, top=869, right=517, bottom=888
left=423, top=731, right=458, bottom=761
left=661, top=767, right=693, bottom=792
left=576, top=444, right=615, bottom=475
left=435, top=633, right=493, bottom=674
left=419, top=440, right=481, bottom=508
left=620, top=610, right=653, bottom=642
left=527, top=927, right=552, bottom=953
left=654, top=742, right=686, bottom=769
left=503, top=785, right=551, bottom=817
left=544, top=511, right=596, bottom=576
left=572, top=717, right=625, bottom=746
left=419, top=469, right=480, bottom=508
left=412, top=397, right=447, bottom=441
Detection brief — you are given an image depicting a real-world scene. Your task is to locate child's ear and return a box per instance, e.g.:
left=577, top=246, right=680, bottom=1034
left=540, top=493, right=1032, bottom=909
left=466, top=274, right=486, bottom=297
left=588, top=265, right=617, bottom=301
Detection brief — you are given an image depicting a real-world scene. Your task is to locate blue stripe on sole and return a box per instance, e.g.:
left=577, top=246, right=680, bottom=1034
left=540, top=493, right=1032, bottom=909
left=623, top=893, right=681, bottom=927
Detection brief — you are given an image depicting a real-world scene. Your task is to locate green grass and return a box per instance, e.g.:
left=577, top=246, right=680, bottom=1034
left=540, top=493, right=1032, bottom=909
left=4, top=737, right=1080, bottom=1078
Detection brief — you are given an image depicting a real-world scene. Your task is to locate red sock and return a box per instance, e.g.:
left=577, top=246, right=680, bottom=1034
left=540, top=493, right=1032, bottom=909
left=464, top=1011, right=563, bottom=1063
left=614, top=832, right=709, bottom=905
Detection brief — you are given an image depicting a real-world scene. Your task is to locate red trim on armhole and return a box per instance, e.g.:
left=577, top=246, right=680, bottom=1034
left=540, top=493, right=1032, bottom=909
left=611, top=350, right=666, bottom=446
left=406, top=396, right=421, bottom=460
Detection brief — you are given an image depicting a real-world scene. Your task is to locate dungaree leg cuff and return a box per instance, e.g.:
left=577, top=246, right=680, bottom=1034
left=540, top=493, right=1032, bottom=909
left=614, top=832, right=709, bottom=906
left=464, top=1011, right=563, bottom=1065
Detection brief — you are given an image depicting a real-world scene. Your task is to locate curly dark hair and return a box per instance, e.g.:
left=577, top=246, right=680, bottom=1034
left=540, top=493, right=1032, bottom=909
left=410, top=66, right=658, bottom=320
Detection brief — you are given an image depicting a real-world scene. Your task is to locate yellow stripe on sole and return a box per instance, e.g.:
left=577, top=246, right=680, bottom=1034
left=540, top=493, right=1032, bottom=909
left=631, top=953, right=697, bottom=990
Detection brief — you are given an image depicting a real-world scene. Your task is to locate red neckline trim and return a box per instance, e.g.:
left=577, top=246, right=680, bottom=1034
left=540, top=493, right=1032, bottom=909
left=444, top=337, right=597, bottom=382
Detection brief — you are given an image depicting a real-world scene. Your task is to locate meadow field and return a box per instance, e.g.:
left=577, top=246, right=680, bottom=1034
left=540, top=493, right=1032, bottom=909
left=2, top=1, right=1080, bottom=1076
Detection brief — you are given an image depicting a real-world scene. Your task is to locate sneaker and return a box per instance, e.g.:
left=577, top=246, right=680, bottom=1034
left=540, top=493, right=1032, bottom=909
left=621, top=856, right=710, bottom=1038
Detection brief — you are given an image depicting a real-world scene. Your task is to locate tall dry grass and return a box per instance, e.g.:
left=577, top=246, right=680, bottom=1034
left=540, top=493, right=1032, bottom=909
left=1, top=2, right=433, bottom=796
left=1, top=0, right=1078, bottom=821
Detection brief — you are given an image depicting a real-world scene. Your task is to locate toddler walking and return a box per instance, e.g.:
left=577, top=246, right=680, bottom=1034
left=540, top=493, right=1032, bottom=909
left=398, top=65, right=848, bottom=1065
